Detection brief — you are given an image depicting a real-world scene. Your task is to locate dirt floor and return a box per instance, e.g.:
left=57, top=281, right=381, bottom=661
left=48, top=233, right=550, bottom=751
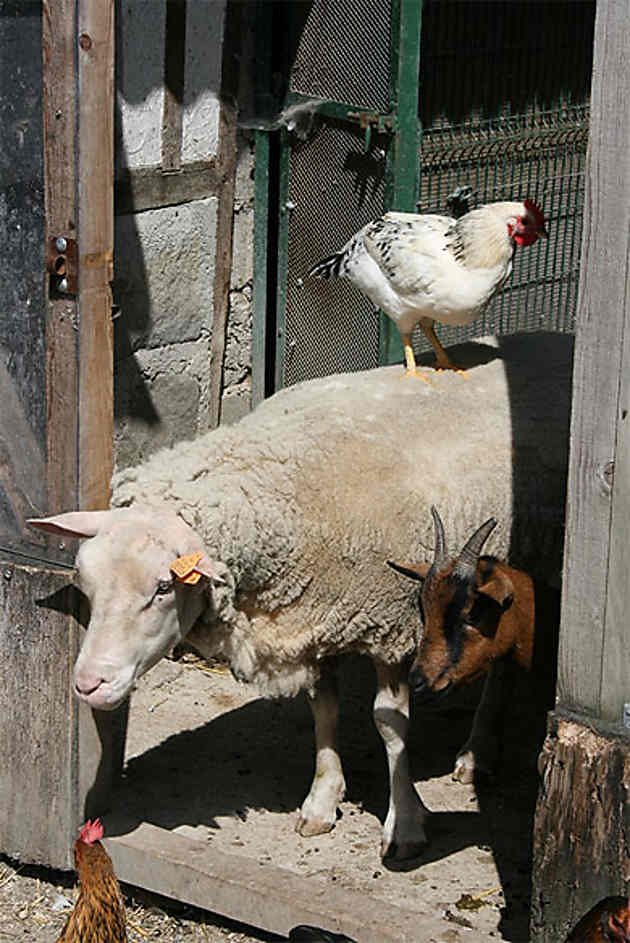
left=1, top=651, right=544, bottom=942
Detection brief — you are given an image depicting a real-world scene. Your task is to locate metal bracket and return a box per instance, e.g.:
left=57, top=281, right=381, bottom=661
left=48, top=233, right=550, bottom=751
left=47, top=235, right=78, bottom=295
left=347, top=110, right=397, bottom=152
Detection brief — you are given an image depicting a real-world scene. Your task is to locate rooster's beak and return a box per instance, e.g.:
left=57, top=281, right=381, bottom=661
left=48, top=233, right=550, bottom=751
left=539, top=225, right=549, bottom=239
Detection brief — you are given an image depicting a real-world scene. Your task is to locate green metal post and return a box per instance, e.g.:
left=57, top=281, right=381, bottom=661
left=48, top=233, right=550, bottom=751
left=380, top=0, right=423, bottom=366
left=273, top=131, right=291, bottom=392
left=252, top=0, right=274, bottom=404
left=252, top=129, right=270, bottom=407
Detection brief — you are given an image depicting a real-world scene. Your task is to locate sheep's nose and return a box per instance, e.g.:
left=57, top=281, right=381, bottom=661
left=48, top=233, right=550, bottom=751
left=74, top=670, right=104, bottom=697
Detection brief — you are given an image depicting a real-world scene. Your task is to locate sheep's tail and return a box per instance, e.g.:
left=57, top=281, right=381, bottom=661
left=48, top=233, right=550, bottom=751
left=288, top=927, right=357, bottom=943
left=308, top=252, right=345, bottom=280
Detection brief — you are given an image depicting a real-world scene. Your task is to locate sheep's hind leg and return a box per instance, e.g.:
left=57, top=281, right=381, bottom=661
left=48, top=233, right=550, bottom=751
left=296, top=663, right=346, bottom=837
left=373, top=660, right=428, bottom=862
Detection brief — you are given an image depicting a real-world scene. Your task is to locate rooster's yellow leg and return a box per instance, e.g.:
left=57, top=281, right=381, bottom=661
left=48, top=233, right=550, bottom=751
left=419, top=319, right=462, bottom=373
left=400, top=333, right=432, bottom=384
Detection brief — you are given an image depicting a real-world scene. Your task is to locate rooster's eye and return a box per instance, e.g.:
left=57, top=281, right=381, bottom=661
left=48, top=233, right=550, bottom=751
left=156, top=579, right=174, bottom=596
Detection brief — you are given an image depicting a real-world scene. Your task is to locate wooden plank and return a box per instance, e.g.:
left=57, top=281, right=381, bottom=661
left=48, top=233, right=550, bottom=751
left=105, top=822, right=450, bottom=943
left=558, top=0, right=630, bottom=717
left=115, top=161, right=221, bottom=214
left=208, top=0, right=240, bottom=428
left=42, top=0, right=79, bottom=524
left=77, top=0, right=115, bottom=508
left=161, top=0, right=187, bottom=173
left=0, top=562, right=127, bottom=868
left=531, top=710, right=630, bottom=942
left=0, top=564, right=78, bottom=869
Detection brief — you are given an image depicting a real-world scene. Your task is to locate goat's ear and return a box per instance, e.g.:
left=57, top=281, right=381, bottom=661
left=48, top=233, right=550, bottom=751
left=477, top=570, right=514, bottom=610
left=386, top=560, right=431, bottom=584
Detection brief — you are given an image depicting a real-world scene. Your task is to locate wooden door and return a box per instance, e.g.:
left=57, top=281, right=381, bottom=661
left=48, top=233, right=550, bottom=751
left=0, top=0, right=116, bottom=868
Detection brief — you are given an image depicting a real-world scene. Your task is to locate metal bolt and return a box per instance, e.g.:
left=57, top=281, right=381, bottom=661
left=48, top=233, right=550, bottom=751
left=55, top=236, right=67, bottom=253
left=79, top=33, right=92, bottom=50
left=623, top=703, right=630, bottom=729
left=58, top=277, right=69, bottom=293
left=3, top=568, right=12, bottom=580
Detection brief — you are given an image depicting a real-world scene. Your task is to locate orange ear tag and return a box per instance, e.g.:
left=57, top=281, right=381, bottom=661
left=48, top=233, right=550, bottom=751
left=170, top=552, right=203, bottom=585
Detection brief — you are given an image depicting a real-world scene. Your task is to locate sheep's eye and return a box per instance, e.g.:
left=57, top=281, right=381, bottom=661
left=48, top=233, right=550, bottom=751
left=156, top=579, right=174, bottom=596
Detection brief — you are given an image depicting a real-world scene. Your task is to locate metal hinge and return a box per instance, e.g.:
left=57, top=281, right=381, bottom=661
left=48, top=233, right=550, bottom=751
left=347, top=110, right=397, bottom=152
left=47, top=235, right=78, bottom=295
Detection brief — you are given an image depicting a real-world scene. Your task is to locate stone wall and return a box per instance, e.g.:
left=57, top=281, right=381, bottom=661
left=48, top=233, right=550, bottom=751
left=113, top=0, right=254, bottom=470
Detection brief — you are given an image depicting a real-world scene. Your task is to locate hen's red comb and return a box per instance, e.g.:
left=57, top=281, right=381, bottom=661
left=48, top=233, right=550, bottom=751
left=77, top=818, right=104, bottom=844
left=523, top=199, right=546, bottom=228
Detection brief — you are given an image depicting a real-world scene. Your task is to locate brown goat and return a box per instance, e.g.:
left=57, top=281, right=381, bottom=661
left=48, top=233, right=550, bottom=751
left=388, top=507, right=558, bottom=783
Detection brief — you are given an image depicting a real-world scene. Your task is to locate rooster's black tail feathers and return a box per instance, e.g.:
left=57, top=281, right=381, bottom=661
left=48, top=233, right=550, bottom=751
left=308, top=253, right=345, bottom=280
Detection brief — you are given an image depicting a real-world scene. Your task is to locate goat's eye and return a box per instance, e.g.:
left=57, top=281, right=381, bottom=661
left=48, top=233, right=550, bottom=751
left=156, top=579, right=174, bottom=596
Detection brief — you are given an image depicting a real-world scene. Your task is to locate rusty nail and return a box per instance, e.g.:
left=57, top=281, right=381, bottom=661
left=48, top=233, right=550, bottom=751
left=79, top=33, right=92, bottom=50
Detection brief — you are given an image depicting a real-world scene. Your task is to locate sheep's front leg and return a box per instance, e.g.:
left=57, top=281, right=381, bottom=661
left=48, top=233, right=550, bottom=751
left=296, top=664, right=346, bottom=837
left=453, top=660, right=506, bottom=784
left=373, top=660, right=428, bottom=861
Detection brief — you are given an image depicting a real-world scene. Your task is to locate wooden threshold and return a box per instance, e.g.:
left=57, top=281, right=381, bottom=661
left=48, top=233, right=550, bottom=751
left=105, top=822, right=448, bottom=943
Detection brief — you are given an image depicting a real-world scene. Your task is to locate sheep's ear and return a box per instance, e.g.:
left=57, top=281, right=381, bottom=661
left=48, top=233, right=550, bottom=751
left=170, top=552, right=227, bottom=586
left=386, top=560, right=431, bottom=584
left=477, top=571, right=514, bottom=610
left=194, top=554, right=226, bottom=585
left=28, top=511, right=116, bottom=539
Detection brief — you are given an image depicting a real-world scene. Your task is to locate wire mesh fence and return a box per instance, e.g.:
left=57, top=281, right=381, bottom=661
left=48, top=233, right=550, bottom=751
left=279, top=0, right=595, bottom=382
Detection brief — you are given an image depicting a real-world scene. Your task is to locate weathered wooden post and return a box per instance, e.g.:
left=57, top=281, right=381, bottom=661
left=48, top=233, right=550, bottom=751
left=531, top=2, right=630, bottom=938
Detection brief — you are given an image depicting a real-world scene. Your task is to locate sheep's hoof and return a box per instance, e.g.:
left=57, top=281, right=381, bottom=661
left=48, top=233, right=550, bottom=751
left=381, top=835, right=427, bottom=866
left=295, top=815, right=335, bottom=838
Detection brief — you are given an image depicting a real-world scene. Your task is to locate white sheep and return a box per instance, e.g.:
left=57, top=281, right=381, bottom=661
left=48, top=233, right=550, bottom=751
left=30, top=333, right=571, bottom=863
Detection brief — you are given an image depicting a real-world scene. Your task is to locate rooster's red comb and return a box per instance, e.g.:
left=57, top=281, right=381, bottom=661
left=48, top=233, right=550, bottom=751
left=523, top=199, right=546, bottom=228
left=77, top=818, right=104, bottom=844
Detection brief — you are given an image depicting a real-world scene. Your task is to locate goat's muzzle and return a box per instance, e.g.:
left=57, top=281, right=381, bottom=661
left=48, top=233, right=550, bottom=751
left=409, top=663, right=453, bottom=705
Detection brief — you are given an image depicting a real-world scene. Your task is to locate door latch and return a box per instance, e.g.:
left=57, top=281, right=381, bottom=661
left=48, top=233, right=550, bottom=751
left=347, top=110, right=396, bottom=153
left=47, top=235, right=77, bottom=295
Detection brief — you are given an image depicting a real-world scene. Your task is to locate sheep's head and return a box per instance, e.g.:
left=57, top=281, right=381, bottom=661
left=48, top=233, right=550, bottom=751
left=28, top=508, right=228, bottom=710
left=388, top=507, right=518, bottom=705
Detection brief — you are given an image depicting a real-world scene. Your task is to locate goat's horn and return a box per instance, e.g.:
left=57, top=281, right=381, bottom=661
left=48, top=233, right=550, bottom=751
left=430, top=505, right=447, bottom=564
left=456, top=517, right=498, bottom=574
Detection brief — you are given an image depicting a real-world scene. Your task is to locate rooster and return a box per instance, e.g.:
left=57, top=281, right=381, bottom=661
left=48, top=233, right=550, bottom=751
left=56, top=819, right=127, bottom=943
left=309, top=199, right=547, bottom=375
left=566, top=896, right=630, bottom=942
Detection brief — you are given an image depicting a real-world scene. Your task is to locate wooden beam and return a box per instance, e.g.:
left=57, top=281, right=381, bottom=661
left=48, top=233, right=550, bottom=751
left=42, top=0, right=79, bottom=520
left=558, top=0, right=630, bottom=721
left=115, top=160, right=221, bottom=215
left=161, top=0, right=187, bottom=173
left=77, top=0, right=115, bottom=509
left=105, top=822, right=450, bottom=943
left=531, top=710, right=630, bottom=942
left=208, top=0, right=240, bottom=429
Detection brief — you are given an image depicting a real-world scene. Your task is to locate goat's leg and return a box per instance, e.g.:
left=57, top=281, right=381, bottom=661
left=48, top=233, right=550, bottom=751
left=296, top=662, right=346, bottom=837
left=373, top=660, right=428, bottom=861
left=453, top=660, right=507, bottom=784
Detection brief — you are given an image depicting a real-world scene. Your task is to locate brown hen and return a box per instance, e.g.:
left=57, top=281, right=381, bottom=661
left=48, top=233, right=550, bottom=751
left=566, top=897, right=630, bottom=942
left=56, top=819, right=127, bottom=943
